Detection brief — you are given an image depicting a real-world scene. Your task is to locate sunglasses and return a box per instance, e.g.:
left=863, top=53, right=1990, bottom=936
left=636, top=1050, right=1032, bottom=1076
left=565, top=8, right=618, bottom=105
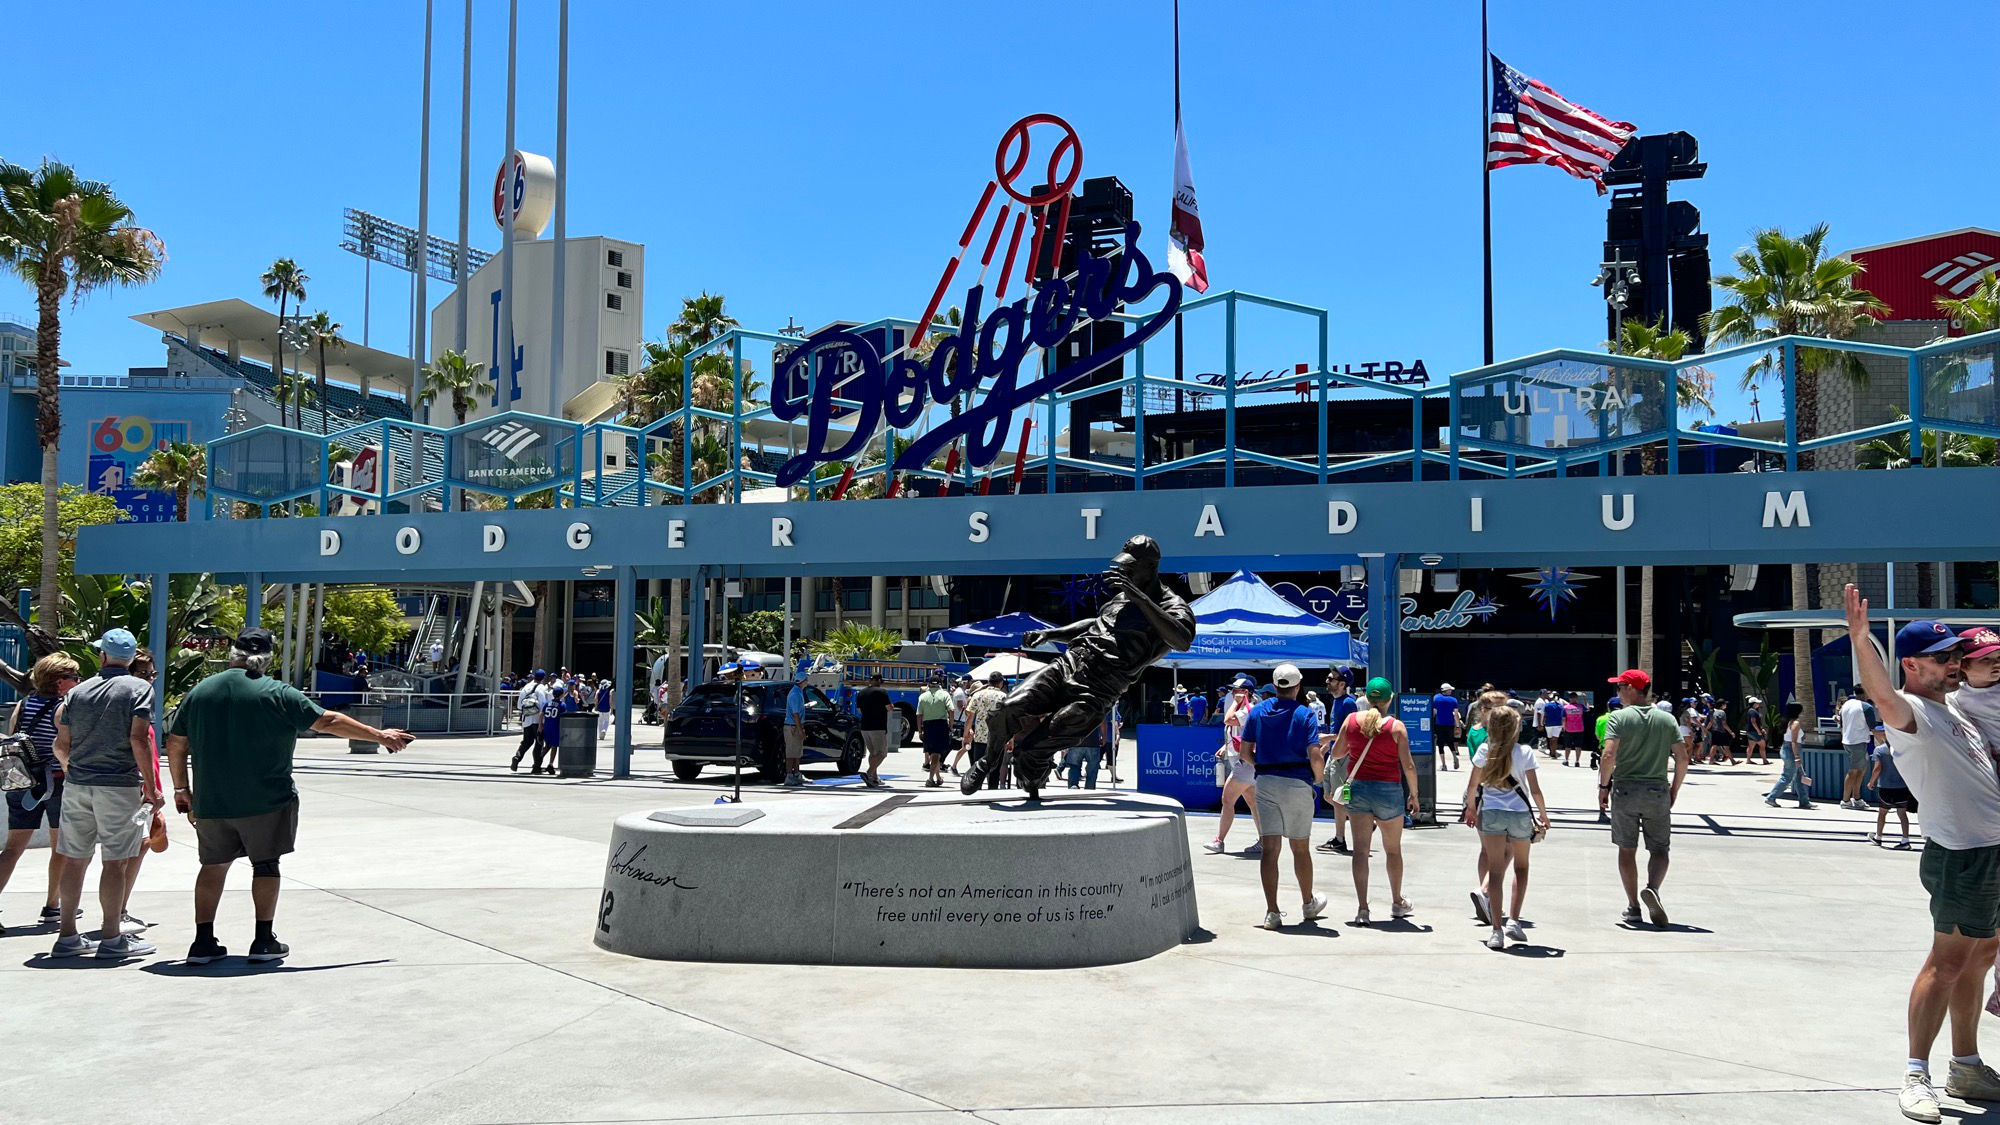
left=1915, top=649, right=1964, bottom=665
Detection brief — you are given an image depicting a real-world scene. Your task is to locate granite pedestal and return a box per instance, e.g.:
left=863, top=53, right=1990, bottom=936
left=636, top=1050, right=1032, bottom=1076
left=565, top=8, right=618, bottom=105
left=593, top=790, right=1199, bottom=968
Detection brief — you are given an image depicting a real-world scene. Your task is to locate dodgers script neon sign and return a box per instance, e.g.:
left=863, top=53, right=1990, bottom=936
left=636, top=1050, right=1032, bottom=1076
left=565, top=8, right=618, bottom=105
left=770, top=115, right=1183, bottom=487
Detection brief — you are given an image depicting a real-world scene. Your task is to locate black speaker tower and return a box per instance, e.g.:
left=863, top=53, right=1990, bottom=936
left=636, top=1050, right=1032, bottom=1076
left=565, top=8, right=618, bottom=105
left=1602, top=132, right=1711, bottom=350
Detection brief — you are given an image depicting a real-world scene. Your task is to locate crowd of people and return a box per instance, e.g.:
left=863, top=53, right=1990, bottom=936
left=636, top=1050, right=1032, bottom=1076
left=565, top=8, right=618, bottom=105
left=0, top=626, right=411, bottom=963
left=505, top=667, right=620, bottom=774
left=1201, top=661, right=1680, bottom=949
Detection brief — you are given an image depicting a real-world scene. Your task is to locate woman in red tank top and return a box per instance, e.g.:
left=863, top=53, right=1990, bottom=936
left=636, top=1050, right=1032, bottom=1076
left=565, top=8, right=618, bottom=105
left=1329, top=678, right=1419, bottom=926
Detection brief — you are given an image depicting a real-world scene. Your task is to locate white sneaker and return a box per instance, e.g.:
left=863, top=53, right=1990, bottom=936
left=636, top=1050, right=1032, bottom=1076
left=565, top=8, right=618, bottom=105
left=1261, top=910, right=1284, bottom=931
left=1504, top=919, right=1527, bottom=942
left=1484, top=930, right=1505, bottom=951
left=1946, top=1058, right=2000, bottom=1101
left=1390, top=899, right=1415, bottom=920
left=1202, top=840, right=1224, bottom=854
left=1302, top=892, right=1328, bottom=921
left=1901, top=1071, right=1941, bottom=1122
left=1469, top=890, right=1490, bottom=924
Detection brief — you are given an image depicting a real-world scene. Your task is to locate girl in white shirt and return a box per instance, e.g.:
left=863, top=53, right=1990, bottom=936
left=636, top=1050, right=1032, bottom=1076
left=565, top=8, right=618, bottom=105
left=1460, top=707, right=1549, bottom=950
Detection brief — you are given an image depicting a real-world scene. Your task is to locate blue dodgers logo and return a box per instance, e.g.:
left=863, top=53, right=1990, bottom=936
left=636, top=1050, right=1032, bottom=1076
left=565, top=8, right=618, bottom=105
left=769, top=221, right=1181, bottom=487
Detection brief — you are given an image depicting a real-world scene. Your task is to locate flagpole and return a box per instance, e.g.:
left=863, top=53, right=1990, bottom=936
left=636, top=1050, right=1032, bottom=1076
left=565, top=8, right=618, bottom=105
left=1481, top=0, right=1494, bottom=364
left=1172, top=0, right=1185, bottom=415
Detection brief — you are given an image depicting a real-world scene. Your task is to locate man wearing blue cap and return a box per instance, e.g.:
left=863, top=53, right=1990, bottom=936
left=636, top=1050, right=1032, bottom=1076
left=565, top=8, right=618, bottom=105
left=48, top=629, right=158, bottom=959
left=1845, top=585, right=2000, bottom=1122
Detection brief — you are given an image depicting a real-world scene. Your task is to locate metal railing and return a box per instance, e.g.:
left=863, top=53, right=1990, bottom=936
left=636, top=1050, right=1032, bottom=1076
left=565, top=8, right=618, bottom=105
left=307, top=689, right=512, bottom=736
left=195, top=303, right=2000, bottom=514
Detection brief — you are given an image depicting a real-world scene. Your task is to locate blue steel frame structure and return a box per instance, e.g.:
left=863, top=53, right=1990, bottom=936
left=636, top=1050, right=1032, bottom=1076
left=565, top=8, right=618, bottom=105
left=90, top=302, right=2000, bottom=779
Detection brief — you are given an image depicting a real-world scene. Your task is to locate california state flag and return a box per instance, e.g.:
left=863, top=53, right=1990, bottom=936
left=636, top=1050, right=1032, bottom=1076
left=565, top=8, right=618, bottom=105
left=1168, top=115, right=1208, bottom=293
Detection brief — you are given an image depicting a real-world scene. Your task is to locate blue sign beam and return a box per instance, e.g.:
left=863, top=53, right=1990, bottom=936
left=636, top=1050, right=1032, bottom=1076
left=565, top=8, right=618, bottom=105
left=77, top=468, right=2000, bottom=585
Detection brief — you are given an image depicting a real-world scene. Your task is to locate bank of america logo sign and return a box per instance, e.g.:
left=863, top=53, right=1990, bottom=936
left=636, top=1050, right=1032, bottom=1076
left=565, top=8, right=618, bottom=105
left=1923, top=252, right=1998, bottom=296
left=480, top=421, right=541, bottom=460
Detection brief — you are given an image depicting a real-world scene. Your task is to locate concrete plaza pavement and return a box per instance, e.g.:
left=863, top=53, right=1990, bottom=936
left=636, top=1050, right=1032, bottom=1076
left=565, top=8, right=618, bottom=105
left=0, top=716, right=1969, bottom=1124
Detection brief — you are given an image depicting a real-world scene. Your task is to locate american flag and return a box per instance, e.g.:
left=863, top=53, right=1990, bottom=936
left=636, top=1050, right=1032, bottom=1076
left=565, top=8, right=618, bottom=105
left=1487, top=55, right=1635, bottom=194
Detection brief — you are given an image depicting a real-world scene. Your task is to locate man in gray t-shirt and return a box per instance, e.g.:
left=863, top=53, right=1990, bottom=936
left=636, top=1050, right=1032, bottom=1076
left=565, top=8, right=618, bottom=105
left=50, top=629, right=161, bottom=959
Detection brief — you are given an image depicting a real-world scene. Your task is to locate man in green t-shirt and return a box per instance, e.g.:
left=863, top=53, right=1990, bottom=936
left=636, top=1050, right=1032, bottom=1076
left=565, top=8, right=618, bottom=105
left=165, top=629, right=412, bottom=965
left=1598, top=669, right=1688, bottom=929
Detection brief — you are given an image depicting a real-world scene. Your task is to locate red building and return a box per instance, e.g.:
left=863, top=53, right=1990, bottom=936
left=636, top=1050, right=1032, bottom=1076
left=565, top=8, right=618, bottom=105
left=1845, top=227, right=2000, bottom=331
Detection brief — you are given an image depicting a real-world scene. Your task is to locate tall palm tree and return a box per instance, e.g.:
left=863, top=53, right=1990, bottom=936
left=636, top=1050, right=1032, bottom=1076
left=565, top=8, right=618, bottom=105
left=260, top=258, right=308, bottom=413
left=418, top=348, right=495, bottom=425
left=301, top=310, right=345, bottom=433
left=275, top=373, right=317, bottom=430
left=1609, top=318, right=1713, bottom=681
left=132, top=440, right=207, bottom=522
left=0, top=158, right=166, bottom=622
left=672, top=292, right=739, bottom=348
left=1705, top=224, right=1887, bottom=723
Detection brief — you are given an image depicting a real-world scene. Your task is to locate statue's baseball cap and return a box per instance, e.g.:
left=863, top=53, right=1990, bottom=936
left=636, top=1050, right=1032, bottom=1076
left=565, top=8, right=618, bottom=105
left=1606, top=669, right=1651, bottom=690
left=231, top=628, right=275, bottom=656
left=1959, top=626, right=2000, bottom=661
left=1272, top=663, right=1303, bottom=689
left=1896, top=621, right=1963, bottom=661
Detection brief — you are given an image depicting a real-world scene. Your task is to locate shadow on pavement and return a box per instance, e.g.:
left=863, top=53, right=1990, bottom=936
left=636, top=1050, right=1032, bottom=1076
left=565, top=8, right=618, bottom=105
left=141, top=959, right=394, bottom=977
left=1502, top=943, right=1566, bottom=958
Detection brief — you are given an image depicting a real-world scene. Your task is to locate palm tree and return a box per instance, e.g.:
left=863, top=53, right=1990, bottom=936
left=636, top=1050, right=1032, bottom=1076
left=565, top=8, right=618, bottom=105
left=260, top=258, right=308, bottom=410
left=1609, top=318, right=1714, bottom=681
left=1937, top=273, right=2000, bottom=335
left=418, top=348, right=495, bottom=426
left=275, top=373, right=317, bottom=430
left=1861, top=419, right=1995, bottom=470
left=132, top=441, right=207, bottom=522
left=0, top=159, right=167, bottom=624
left=301, top=311, right=345, bottom=433
left=807, top=623, right=901, bottom=661
left=672, top=292, right=739, bottom=348
left=1705, top=224, right=1887, bottom=723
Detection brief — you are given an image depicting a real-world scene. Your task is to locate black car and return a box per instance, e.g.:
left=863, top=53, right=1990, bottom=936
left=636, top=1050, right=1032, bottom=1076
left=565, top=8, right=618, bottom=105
left=663, top=680, right=865, bottom=783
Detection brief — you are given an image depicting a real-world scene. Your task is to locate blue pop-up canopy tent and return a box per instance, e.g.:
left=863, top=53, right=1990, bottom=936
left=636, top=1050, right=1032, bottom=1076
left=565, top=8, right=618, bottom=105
left=1161, top=571, right=1365, bottom=669
left=928, top=611, right=1055, bottom=648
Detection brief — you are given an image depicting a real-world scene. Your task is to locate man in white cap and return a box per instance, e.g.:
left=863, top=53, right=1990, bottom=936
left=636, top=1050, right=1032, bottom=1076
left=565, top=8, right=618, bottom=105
left=49, top=628, right=159, bottom=959
left=1239, top=663, right=1329, bottom=930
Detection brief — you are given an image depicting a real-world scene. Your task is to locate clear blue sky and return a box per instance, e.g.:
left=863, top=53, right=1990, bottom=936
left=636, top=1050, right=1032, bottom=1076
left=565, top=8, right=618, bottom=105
left=4, top=0, right=1993, bottom=427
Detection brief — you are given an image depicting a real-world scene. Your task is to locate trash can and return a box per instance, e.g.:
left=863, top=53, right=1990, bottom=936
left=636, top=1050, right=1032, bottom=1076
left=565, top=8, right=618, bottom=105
left=557, top=712, right=599, bottom=778
left=347, top=704, right=385, bottom=754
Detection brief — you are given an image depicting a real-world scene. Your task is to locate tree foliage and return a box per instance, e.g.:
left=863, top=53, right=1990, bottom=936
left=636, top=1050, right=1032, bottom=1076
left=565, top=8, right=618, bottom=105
left=320, top=587, right=413, bottom=655
left=807, top=623, right=902, bottom=660
left=728, top=610, right=787, bottom=654
left=0, top=482, right=123, bottom=615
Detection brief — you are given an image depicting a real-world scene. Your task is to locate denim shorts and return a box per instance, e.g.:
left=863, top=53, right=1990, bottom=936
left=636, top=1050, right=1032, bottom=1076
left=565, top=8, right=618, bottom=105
left=1479, top=807, right=1535, bottom=840
left=1346, top=779, right=1405, bottom=821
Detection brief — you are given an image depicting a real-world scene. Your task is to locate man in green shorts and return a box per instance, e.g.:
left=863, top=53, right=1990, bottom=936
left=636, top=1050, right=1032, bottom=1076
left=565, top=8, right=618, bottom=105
left=1844, top=588, right=2000, bottom=1122
left=166, top=628, right=412, bottom=965
left=1597, top=669, right=1687, bottom=928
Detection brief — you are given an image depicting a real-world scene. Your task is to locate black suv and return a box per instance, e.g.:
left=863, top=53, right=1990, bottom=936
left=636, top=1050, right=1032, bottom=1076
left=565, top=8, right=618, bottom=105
left=662, top=680, right=865, bottom=783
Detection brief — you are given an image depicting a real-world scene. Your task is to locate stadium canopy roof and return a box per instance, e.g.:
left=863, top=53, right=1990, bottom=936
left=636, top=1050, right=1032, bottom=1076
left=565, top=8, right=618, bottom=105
left=131, top=298, right=414, bottom=396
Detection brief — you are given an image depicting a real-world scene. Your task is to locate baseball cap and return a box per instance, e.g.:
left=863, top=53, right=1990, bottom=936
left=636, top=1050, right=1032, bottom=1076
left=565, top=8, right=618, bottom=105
left=1606, top=669, right=1651, bottom=690
left=1896, top=620, right=1963, bottom=661
left=1272, top=663, right=1302, bottom=689
left=1256, top=684, right=1277, bottom=698
left=1364, top=676, right=1394, bottom=702
left=231, top=627, right=275, bottom=656
left=1440, top=682, right=1454, bottom=692
left=1960, top=626, right=2000, bottom=661
left=93, top=627, right=139, bottom=663
left=1231, top=675, right=1255, bottom=691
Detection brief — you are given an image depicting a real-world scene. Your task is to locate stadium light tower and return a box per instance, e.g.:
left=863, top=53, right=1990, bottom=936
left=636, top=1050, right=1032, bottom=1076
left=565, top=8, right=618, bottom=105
left=339, top=208, right=491, bottom=349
